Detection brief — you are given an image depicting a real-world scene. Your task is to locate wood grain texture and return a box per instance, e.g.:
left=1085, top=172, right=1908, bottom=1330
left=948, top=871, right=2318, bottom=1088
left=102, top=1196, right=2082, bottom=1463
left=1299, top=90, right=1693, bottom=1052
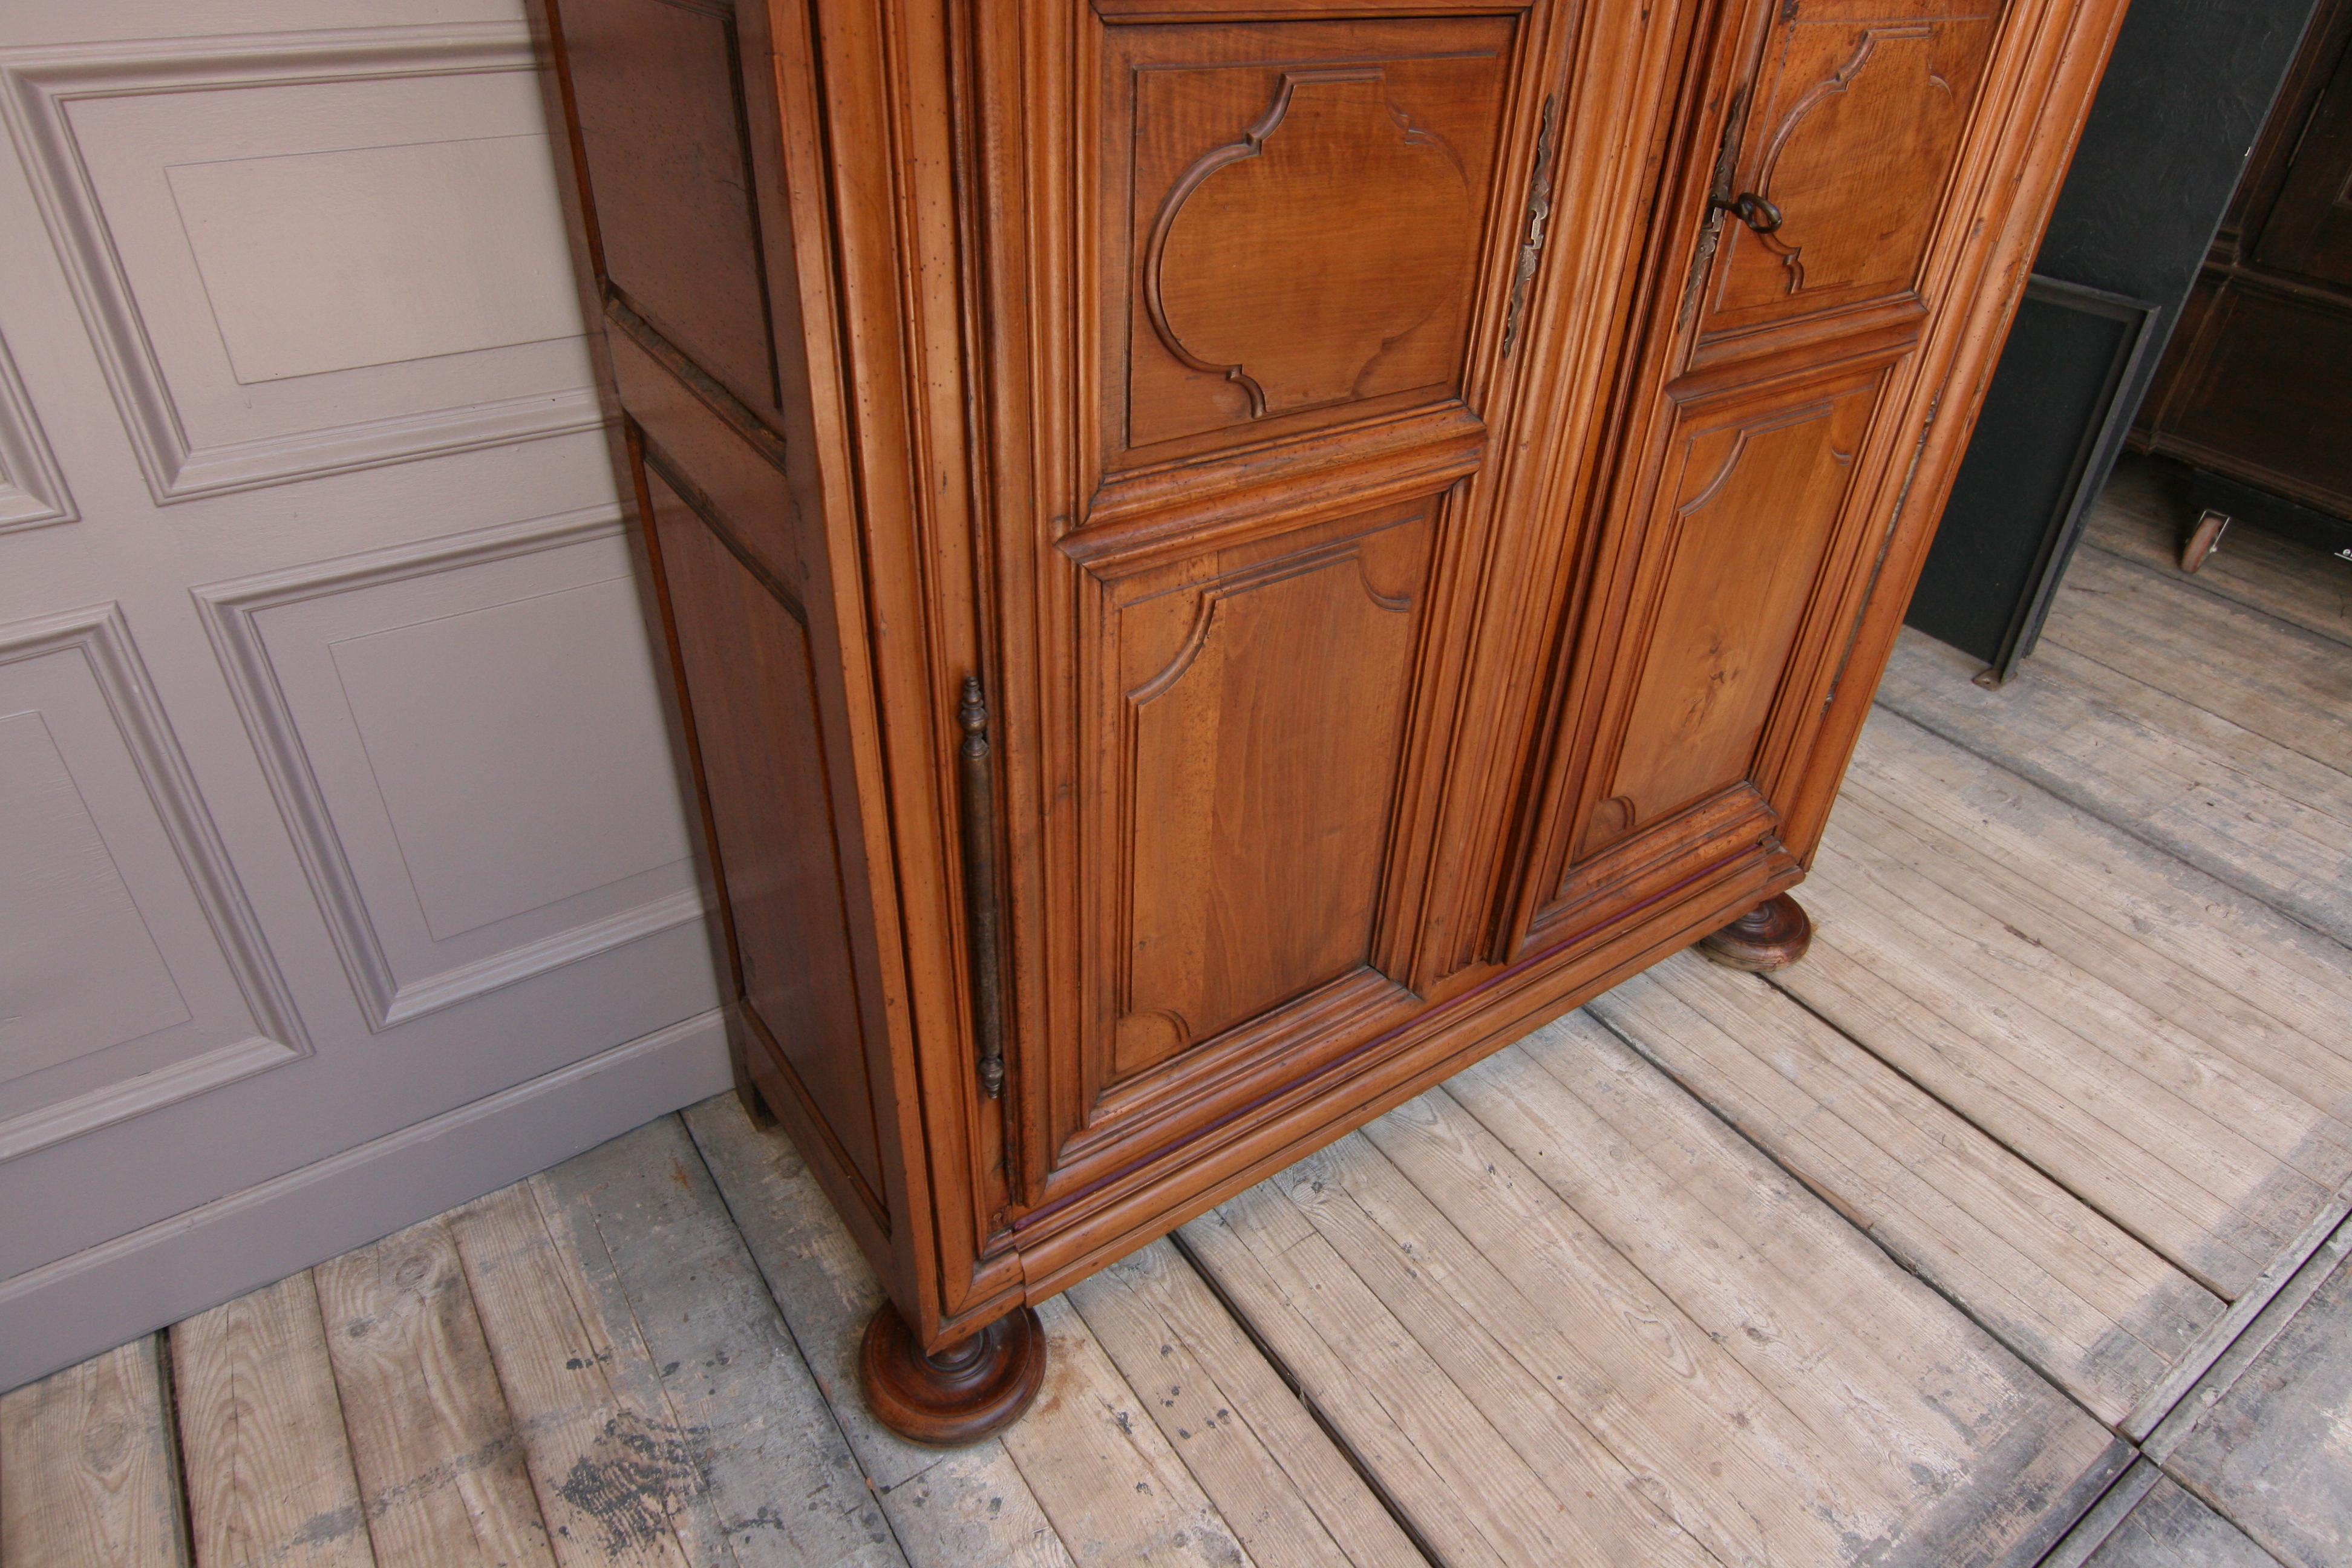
left=1437, top=1025, right=2121, bottom=1563
left=1878, top=604, right=2352, bottom=947
left=1800, top=826, right=2344, bottom=1255
left=2080, top=1475, right=2282, bottom=1568
left=1122, top=37, right=1507, bottom=448
left=686, top=1097, right=1243, bottom=1567
left=1842, top=709, right=2352, bottom=1120
left=681, top=1096, right=962, bottom=1493
left=315, top=1218, right=557, bottom=1568
left=998, top=1298, right=1261, bottom=1568
left=1700, top=0, right=2004, bottom=339
left=1591, top=954, right=2223, bottom=1426
left=0, top=1336, right=188, bottom=1568
left=2086, top=460, right=2352, bottom=648
left=1184, top=1181, right=1711, bottom=1568
left=448, top=1181, right=699, bottom=1568
left=531, top=1118, right=903, bottom=1568
left=1066, top=1240, right=1425, bottom=1568
left=1789, top=707, right=2352, bottom=1301
left=542, top=0, right=2142, bottom=1388
left=1278, top=1123, right=1865, bottom=1566
left=875, top=1447, right=1076, bottom=1568
left=2161, top=1222, right=2352, bottom=1568
left=1186, top=1040, right=2117, bottom=1566
left=172, top=1272, right=373, bottom=1568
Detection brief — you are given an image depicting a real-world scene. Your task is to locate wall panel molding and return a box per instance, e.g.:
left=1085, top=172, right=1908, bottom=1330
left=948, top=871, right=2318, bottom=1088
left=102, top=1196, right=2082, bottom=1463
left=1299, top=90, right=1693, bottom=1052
left=0, top=24, right=598, bottom=504
left=0, top=603, right=307, bottom=1163
left=196, top=506, right=704, bottom=1032
left=0, top=1006, right=730, bottom=1391
left=0, top=328, right=74, bottom=532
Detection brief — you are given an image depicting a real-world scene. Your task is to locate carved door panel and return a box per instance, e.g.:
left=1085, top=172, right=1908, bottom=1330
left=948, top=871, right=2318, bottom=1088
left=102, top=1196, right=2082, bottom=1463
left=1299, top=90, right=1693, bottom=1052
left=1508, top=0, right=2013, bottom=950
left=981, top=5, right=1576, bottom=1217
left=1700, top=0, right=2005, bottom=350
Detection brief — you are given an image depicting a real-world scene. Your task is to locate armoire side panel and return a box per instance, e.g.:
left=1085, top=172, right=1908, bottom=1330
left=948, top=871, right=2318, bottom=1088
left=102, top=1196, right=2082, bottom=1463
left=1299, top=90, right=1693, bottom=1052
left=555, top=0, right=782, bottom=419
left=543, top=0, right=903, bottom=1267
left=641, top=460, right=887, bottom=1210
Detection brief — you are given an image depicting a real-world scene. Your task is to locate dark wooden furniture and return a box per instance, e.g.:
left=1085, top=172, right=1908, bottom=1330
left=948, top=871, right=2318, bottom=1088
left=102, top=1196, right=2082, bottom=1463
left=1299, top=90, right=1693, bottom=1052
left=538, top=0, right=2130, bottom=1443
left=2138, top=0, right=2352, bottom=560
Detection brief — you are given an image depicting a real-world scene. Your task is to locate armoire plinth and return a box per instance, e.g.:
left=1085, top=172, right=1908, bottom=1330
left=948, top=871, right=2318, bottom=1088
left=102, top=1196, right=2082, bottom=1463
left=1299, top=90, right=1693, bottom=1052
left=538, top=0, right=2131, bottom=1443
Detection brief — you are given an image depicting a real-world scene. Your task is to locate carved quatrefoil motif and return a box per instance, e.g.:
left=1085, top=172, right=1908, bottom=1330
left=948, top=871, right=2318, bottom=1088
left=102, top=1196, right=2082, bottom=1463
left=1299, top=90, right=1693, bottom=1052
left=1145, top=68, right=1474, bottom=420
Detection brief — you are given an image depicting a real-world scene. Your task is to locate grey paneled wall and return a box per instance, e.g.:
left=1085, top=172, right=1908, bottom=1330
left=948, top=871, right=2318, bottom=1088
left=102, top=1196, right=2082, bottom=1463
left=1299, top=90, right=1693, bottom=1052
left=0, top=0, right=729, bottom=1388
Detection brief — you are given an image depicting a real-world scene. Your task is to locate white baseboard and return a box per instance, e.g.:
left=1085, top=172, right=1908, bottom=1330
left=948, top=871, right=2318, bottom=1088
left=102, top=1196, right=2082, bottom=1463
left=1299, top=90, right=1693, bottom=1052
left=0, top=1008, right=732, bottom=1392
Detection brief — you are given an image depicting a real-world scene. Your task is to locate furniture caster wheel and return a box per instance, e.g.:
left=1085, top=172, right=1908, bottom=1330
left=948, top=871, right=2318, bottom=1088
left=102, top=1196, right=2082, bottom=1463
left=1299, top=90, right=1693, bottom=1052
left=1698, top=894, right=1813, bottom=973
left=2181, top=508, right=2231, bottom=573
left=859, top=1299, right=1047, bottom=1446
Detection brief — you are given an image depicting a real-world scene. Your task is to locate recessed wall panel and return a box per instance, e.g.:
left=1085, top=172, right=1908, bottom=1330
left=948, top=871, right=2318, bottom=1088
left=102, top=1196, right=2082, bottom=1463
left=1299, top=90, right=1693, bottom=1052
left=198, top=513, right=701, bottom=1028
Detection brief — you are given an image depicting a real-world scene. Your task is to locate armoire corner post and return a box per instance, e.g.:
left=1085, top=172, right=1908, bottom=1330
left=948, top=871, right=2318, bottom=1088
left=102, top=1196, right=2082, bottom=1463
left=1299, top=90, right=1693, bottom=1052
left=538, top=0, right=2133, bottom=1445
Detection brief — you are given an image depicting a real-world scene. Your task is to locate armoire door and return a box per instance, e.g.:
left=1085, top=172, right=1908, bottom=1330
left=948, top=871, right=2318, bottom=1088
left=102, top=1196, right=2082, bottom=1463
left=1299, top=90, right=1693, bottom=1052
left=966, top=0, right=1683, bottom=1220
left=1507, top=0, right=2020, bottom=950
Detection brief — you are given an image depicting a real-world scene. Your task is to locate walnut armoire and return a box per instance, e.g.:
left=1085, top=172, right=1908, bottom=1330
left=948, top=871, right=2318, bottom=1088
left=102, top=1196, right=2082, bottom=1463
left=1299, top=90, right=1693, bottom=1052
left=537, top=0, right=2131, bottom=1443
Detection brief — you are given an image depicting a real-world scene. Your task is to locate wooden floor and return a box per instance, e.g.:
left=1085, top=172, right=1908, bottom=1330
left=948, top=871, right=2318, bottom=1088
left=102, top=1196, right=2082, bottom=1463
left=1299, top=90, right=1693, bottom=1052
left=7, top=457, right=2351, bottom=1568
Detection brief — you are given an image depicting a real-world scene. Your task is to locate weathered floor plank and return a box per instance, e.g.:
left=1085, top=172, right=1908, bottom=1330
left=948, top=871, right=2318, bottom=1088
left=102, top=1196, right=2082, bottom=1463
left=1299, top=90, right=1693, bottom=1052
left=1183, top=1175, right=1711, bottom=1568
left=1065, top=1240, right=1425, bottom=1568
left=681, top=1094, right=1064, bottom=1568
left=1878, top=623, right=2352, bottom=945
left=1186, top=1025, right=2118, bottom=1567
left=875, top=1446, right=1074, bottom=1568
left=2159, top=1218, right=2352, bottom=1568
left=1290, top=1120, right=1866, bottom=1566
left=532, top=1116, right=903, bottom=1568
left=1844, top=710, right=2352, bottom=1108
left=1590, top=954, right=2223, bottom=1426
left=1447, top=1024, right=2122, bottom=1565
left=1800, top=830, right=2341, bottom=1261
left=1819, top=806, right=2352, bottom=1196
left=685, top=1094, right=1270, bottom=1568
left=172, top=1271, right=373, bottom=1567
left=2047, top=546, right=2352, bottom=779
left=447, top=1181, right=697, bottom=1568
left=315, top=1218, right=556, bottom=1568
left=2079, top=1472, right=2281, bottom=1568
left=0, top=1336, right=188, bottom=1568
left=999, top=1298, right=1263, bottom=1568
left=2087, top=461, right=2352, bottom=648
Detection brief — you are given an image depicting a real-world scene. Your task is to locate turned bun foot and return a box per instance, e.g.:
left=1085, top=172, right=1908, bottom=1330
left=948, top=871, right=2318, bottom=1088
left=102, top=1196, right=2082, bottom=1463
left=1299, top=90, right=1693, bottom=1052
left=859, top=1299, right=1047, bottom=1446
left=1698, top=893, right=1813, bottom=973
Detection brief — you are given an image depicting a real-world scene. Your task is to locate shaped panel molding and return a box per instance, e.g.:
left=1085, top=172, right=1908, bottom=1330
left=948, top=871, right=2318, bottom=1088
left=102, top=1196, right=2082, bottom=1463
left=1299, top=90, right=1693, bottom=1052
left=1098, top=503, right=1436, bottom=1087
left=197, top=509, right=701, bottom=1031
left=1107, top=18, right=1515, bottom=461
left=0, top=25, right=598, bottom=503
left=1705, top=8, right=2002, bottom=339
left=1145, top=70, right=1472, bottom=420
left=0, top=604, right=305, bottom=1162
left=0, top=329, right=74, bottom=534
left=1575, top=365, right=1890, bottom=864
